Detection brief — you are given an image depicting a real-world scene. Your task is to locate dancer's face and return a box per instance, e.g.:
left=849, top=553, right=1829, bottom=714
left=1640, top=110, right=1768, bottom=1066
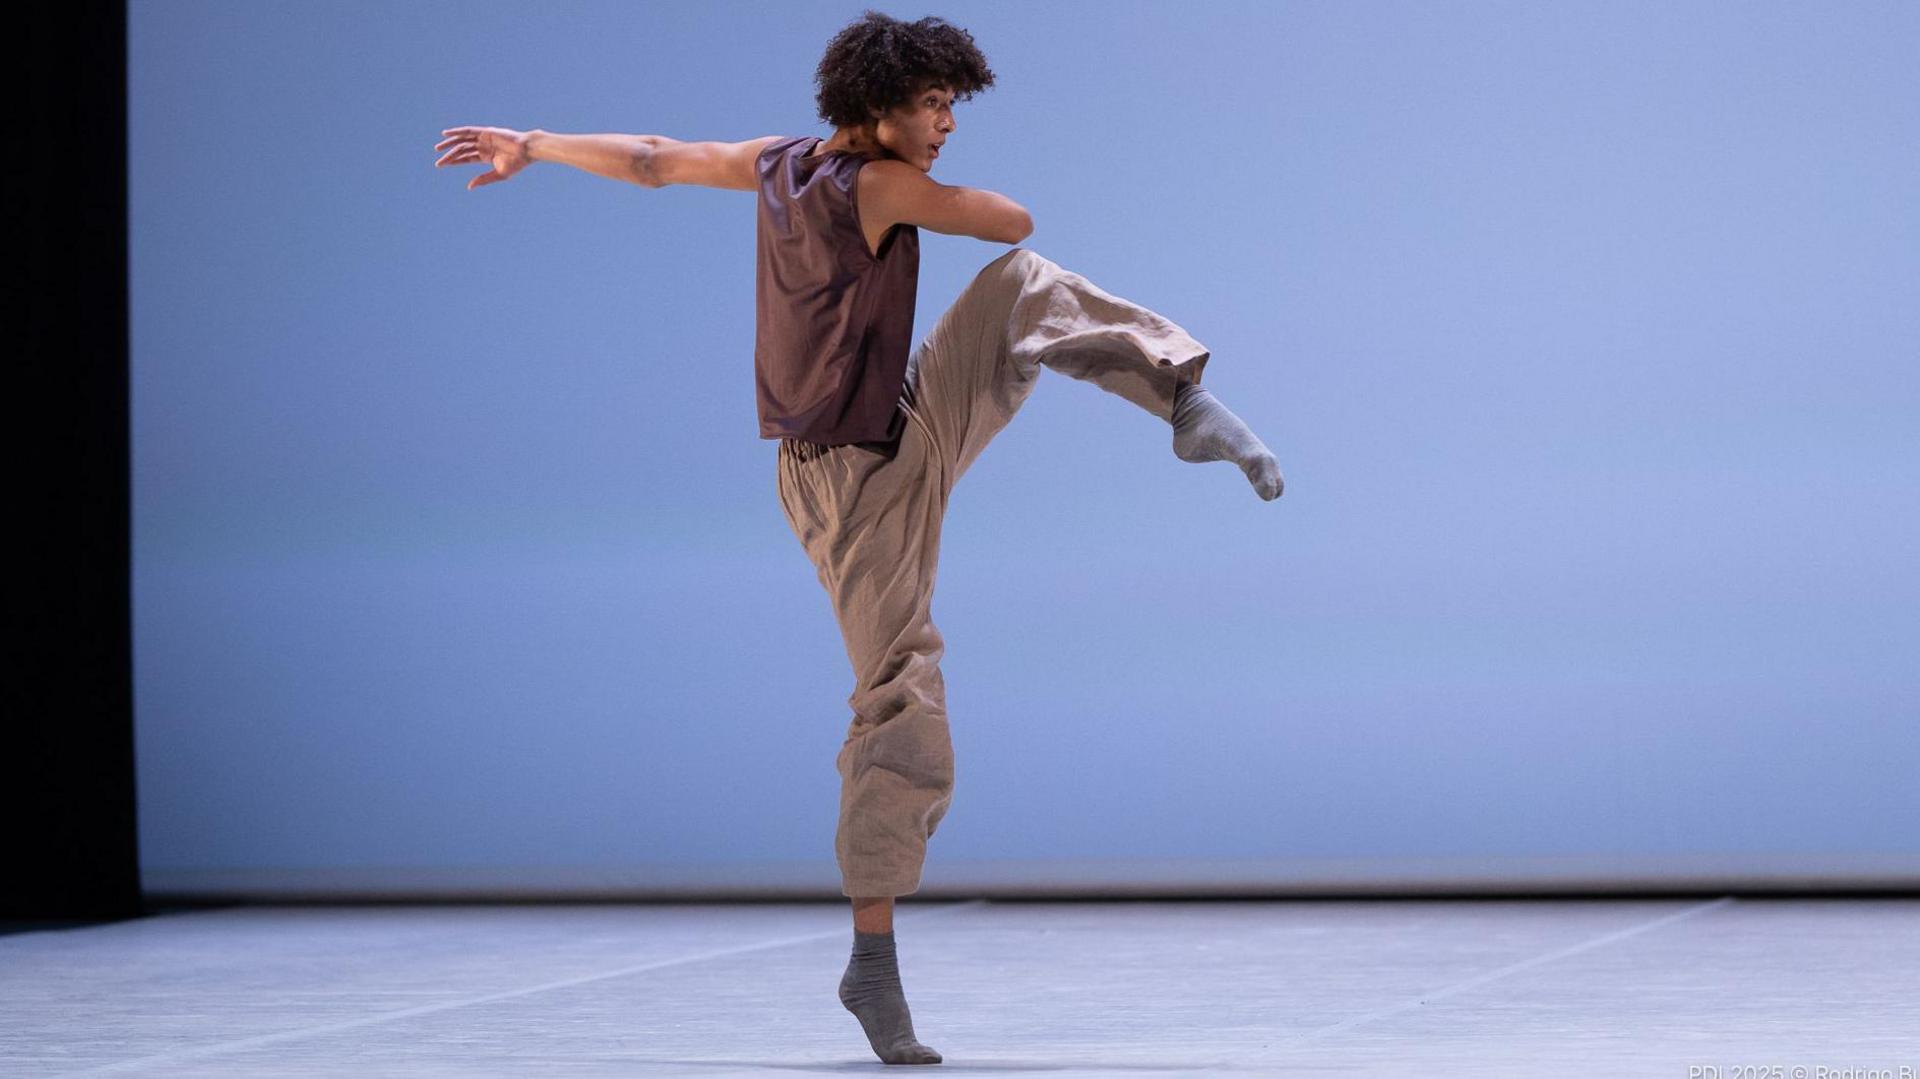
left=872, top=82, right=957, bottom=172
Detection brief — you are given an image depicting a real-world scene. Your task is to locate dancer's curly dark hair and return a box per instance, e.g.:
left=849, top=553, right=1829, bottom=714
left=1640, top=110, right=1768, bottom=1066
left=814, top=11, right=996, bottom=129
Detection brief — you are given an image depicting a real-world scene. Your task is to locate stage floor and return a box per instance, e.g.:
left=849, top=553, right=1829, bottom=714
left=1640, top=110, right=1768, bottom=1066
left=4, top=896, right=1916, bottom=1076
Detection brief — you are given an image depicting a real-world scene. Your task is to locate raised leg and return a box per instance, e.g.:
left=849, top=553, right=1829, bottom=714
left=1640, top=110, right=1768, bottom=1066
left=904, top=246, right=1214, bottom=487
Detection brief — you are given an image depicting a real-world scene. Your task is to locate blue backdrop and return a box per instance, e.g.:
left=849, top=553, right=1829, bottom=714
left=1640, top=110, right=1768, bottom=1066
left=131, top=0, right=1919, bottom=894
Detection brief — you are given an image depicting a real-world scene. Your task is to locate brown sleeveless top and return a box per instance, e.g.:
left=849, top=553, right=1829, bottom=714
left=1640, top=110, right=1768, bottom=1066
left=753, top=135, right=920, bottom=447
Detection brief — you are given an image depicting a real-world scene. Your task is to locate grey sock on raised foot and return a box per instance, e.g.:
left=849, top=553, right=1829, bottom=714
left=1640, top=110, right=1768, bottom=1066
left=1171, top=383, right=1285, bottom=501
left=840, top=930, right=942, bottom=1065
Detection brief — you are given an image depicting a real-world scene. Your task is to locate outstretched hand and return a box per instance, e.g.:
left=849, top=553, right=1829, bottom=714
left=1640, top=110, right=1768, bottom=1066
left=434, top=126, right=533, bottom=190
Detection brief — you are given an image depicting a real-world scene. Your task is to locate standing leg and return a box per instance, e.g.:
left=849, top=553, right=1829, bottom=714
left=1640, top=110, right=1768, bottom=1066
left=778, top=422, right=950, bottom=1067
left=778, top=423, right=953, bottom=902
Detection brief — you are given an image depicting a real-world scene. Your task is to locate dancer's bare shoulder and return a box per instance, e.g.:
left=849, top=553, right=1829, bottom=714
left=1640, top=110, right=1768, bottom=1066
left=856, top=159, right=1033, bottom=245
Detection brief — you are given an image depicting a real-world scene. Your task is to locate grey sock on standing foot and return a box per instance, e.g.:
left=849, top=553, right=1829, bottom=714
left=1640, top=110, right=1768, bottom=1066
left=840, top=930, right=942, bottom=1065
left=1171, top=383, right=1285, bottom=501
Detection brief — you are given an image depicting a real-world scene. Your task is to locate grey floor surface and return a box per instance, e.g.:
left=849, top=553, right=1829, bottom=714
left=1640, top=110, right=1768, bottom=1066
left=2, top=897, right=1916, bottom=1078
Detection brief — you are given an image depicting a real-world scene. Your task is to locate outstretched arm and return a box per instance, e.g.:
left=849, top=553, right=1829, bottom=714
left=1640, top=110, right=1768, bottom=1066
left=433, top=126, right=780, bottom=191
left=638, top=135, right=785, bottom=191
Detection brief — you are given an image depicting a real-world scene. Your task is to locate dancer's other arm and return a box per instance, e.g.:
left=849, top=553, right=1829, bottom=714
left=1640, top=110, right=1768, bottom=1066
left=858, top=160, right=1033, bottom=245
left=432, top=126, right=781, bottom=191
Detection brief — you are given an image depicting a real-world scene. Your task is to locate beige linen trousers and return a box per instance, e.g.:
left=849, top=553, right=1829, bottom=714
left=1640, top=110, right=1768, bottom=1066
left=775, top=247, right=1211, bottom=897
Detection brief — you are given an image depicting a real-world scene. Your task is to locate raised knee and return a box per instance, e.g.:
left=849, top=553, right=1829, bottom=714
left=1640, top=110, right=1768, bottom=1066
left=967, top=247, right=1056, bottom=300
left=1007, top=246, right=1050, bottom=271
left=990, top=248, right=1059, bottom=292
left=986, top=246, right=1043, bottom=272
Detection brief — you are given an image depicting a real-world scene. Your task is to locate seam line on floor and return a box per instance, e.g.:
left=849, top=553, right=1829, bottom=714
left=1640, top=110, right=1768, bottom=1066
left=1272, top=894, right=1739, bottom=1051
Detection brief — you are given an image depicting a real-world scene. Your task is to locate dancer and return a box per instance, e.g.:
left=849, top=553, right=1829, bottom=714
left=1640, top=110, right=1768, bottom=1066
left=435, top=10, right=1282, bottom=1066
